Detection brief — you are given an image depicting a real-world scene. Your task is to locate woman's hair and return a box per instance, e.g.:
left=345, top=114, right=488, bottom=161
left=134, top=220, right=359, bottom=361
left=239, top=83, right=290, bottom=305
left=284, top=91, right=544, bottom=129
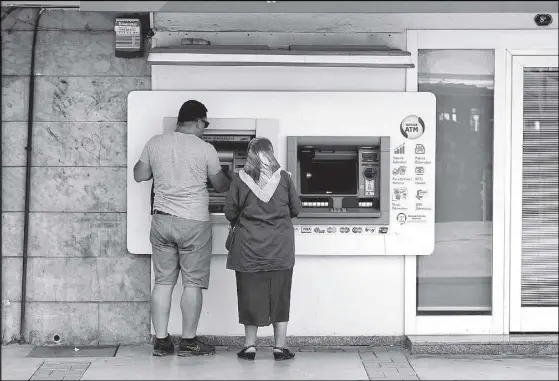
left=243, top=138, right=281, bottom=184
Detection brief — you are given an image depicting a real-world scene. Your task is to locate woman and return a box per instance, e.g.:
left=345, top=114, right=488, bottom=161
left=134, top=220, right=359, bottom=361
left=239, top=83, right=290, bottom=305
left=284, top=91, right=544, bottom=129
left=224, top=137, right=302, bottom=361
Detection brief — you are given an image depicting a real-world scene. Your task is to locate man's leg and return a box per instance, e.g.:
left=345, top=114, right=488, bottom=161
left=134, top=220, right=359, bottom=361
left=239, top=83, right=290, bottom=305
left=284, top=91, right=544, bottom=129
left=151, top=284, right=175, bottom=338
left=149, top=215, right=180, bottom=356
left=180, top=286, right=203, bottom=338
left=150, top=216, right=180, bottom=338
left=176, top=219, right=215, bottom=356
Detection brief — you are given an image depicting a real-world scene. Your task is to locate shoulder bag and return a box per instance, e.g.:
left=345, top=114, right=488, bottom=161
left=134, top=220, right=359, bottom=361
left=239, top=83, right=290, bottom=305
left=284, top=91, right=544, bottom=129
left=225, top=188, right=249, bottom=251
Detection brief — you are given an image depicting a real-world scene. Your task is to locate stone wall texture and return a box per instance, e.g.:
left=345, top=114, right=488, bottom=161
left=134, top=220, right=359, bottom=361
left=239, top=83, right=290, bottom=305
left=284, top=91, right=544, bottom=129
left=1, top=9, right=151, bottom=345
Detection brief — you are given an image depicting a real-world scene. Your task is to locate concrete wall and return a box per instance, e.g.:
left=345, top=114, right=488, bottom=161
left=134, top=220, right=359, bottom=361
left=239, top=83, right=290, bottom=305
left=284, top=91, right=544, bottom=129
left=1, top=9, right=150, bottom=345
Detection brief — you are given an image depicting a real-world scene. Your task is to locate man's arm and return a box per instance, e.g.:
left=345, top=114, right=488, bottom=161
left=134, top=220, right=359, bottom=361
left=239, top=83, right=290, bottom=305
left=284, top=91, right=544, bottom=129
left=206, top=144, right=231, bottom=193
left=208, top=170, right=231, bottom=193
left=133, top=160, right=152, bottom=183
left=135, top=140, right=153, bottom=183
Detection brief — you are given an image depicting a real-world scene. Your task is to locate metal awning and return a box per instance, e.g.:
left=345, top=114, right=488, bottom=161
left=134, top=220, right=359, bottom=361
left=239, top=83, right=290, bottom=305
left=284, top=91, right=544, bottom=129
left=147, top=45, right=415, bottom=69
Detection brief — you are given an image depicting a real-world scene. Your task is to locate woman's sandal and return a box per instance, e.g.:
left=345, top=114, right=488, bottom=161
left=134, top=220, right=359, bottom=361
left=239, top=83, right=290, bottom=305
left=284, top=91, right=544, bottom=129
left=273, top=347, right=295, bottom=361
left=237, top=345, right=256, bottom=360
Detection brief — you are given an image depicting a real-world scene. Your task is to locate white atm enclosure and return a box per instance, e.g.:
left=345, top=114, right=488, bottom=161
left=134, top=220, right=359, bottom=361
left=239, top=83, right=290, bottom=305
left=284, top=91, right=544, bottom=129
left=127, top=91, right=436, bottom=256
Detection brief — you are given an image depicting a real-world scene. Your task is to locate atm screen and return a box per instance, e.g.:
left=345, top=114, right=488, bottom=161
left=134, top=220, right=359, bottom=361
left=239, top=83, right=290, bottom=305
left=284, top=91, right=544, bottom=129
left=300, top=159, right=358, bottom=195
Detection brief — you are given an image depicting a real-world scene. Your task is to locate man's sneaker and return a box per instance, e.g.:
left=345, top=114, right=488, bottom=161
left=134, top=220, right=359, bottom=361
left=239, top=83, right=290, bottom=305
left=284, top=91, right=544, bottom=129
left=177, top=337, right=216, bottom=356
left=152, top=335, right=175, bottom=356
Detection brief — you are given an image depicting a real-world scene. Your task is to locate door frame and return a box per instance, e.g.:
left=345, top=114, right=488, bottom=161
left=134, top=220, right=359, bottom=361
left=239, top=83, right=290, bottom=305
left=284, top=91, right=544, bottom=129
left=509, top=54, right=559, bottom=333
left=405, top=29, right=558, bottom=335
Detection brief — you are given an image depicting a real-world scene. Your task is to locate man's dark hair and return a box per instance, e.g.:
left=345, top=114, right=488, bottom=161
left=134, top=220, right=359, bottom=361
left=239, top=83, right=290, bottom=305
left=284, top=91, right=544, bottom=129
left=177, top=100, right=208, bottom=123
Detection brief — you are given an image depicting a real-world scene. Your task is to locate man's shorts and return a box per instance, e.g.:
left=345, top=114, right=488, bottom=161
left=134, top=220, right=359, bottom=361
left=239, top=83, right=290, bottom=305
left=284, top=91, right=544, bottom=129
left=150, top=213, right=212, bottom=289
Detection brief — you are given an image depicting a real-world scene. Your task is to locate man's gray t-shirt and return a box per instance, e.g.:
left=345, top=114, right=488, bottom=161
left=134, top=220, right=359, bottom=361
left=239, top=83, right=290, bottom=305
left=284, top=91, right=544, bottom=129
left=139, top=132, right=221, bottom=222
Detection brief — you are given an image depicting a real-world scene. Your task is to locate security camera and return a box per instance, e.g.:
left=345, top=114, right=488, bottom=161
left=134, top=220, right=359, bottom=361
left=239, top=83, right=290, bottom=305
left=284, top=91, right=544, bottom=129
left=534, top=14, right=553, bottom=27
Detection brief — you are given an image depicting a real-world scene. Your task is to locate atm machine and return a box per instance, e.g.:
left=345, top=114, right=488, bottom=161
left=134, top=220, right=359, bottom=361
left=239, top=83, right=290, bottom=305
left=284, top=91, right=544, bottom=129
left=287, top=136, right=391, bottom=226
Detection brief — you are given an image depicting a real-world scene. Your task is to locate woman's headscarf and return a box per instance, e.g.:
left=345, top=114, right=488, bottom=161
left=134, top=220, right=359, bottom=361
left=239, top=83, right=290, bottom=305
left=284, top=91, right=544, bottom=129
left=239, top=138, right=282, bottom=203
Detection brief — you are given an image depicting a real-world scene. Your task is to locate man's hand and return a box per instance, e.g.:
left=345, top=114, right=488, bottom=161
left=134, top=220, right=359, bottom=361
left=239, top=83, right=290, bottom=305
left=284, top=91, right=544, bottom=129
left=134, top=160, right=153, bottom=182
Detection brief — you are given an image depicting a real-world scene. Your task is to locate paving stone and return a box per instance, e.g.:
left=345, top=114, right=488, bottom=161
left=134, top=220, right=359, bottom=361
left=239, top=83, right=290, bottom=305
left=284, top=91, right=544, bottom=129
left=391, top=357, right=411, bottom=362
left=396, top=366, right=416, bottom=372
left=50, top=371, right=75, bottom=378
left=381, top=369, right=402, bottom=376
left=380, top=362, right=404, bottom=368
left=315, top=346, right=345, bottom=353
left=374, top=351, right=395, bottom=356
left=363, top=361, right=381, bottom=369
left=392, top=361, right=411, bottom=367
left=343, top=346, right=368, bottom=352
left=365, top=367, right=386, bottom=379
left=397, top=369, right=418, bottom=376
left=33, top=370, right=54, bottom=377
left=358, top=346, right=377, bottom=353
left=299, top=347, right=315, bottom=352
left=359, top=351, right=377, bottom=360
left=376, top=353, right=393, bottom=358
left=376, top=358, right=397, bottom=363
left=69, top=364, right=89, bottom=370
left=61, top=370, right=85, bottom=375
left=32, top=361, right=88, bottom=381
left=381, top=366, right=401, bottom=371
left=375, top=351, right=396, bottom=356
left=42, top=364, right=72, bottom=370
left=371, top=346, right=389, bottom=352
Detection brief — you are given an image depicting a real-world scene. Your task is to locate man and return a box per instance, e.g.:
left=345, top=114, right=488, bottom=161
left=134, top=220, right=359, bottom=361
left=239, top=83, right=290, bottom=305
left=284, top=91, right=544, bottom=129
left=134, top=100, right=230, bottom=357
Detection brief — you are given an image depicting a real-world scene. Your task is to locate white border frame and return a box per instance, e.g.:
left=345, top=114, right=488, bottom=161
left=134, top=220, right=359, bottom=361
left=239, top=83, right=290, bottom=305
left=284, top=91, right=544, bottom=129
left=405, top=29, right=558, bottom=335
left=510, top=54, right=559, bottom=333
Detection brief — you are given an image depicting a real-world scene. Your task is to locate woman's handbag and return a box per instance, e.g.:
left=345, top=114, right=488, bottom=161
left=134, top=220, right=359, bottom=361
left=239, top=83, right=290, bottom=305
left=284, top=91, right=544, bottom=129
left=225, top=220, right=239, bottom=252
left=225, top=191, right=249, bottom=251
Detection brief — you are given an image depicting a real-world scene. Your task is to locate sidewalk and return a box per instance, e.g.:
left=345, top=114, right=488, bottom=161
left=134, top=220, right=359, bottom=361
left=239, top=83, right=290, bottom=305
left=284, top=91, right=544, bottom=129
left=2, top=344, right=558, bottom=380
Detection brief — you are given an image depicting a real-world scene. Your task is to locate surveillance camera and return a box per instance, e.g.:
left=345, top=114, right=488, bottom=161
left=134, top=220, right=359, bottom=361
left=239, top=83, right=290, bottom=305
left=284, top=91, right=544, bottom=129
left=534, top=14, right=553, bottom=27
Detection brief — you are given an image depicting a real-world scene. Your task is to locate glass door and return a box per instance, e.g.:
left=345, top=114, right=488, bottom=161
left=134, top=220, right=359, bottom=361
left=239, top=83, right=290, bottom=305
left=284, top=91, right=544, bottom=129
left=510, top=55, right=558, bottom=332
